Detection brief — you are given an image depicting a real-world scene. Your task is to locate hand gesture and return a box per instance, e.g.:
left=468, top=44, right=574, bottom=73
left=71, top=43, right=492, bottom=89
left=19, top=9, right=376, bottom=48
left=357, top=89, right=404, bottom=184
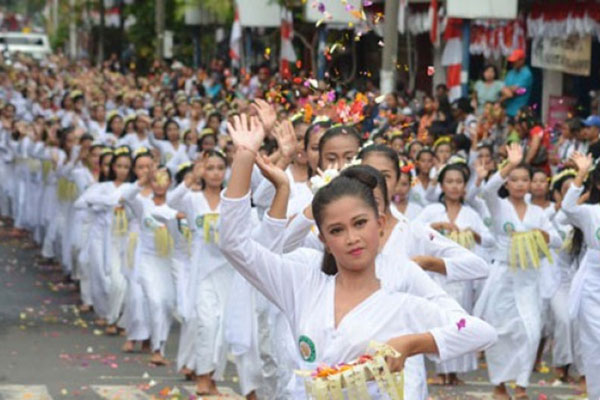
left=273, top=120, right=297, bottom=161
left=384, top=337, right=410, bottom=373
left=570, top=151, right=593, bottom=175
left=252, top=99, right=277, bottom=134
left=474, top=157, right=488, bottom=181
left=227, top=114, right=265, bottom=154
left=505, top=143, right=523, bottom=167
left=191, top=157, right=206, bottom=181
left=255, top=153, right=289, bottom=188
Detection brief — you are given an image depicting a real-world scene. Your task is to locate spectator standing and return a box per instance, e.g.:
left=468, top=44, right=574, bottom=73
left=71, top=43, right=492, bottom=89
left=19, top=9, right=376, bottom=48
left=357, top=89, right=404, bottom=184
left=502, top=49, right=533, bottom=118
left=473, top=65, right=504, bottom=115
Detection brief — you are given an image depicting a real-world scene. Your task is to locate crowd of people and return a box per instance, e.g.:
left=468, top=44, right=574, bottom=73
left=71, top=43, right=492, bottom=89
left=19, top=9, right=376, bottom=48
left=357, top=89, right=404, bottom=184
left=1, top=48, right=599, bottom=400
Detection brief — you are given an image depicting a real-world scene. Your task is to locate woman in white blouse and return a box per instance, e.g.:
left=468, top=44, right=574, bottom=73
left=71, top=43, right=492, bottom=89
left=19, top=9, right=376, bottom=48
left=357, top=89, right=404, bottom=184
left=218, top=114, right=497, bottom=399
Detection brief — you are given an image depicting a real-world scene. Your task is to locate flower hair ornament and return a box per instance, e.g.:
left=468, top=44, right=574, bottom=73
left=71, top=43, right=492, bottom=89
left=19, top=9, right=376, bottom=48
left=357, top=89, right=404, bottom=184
left=550, top=168, right=577, bottom=189
left=114, top=146, right=131, bottom=156
left=309, top=158, right=362, bottom=195
left=433, top=135, right=452, bottom=150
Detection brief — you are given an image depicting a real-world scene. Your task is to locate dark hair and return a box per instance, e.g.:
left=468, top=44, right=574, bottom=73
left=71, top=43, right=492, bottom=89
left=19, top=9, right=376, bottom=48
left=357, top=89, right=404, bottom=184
left=200, top=149, right=227, bottom=189
left=79, top=133, right=94, bottom=144
left=133, top=149, right=153, bottom=169
left=482, top=64, right=498, bottom=80
left=106, top=114, right=122, bottom=134
left=163, top=118, right=180, bottom=134
left=498, top=163, right=532, bottom=198
left=340, top=165, right=389, bottom=209
left=198, top=133, right=217, bottom=150
left=99, top=152, right=114, bottom=182
left=358, top=144, right=400, bottom=181
left=175, top=164, right=193, bottom=185
left=318, top=125, right=362, bottom=169
left=304, top=119, right=333, bottom=151
left=58, top=127, right=75, bottom=155
left=438, top=164, right=469, bottom=203
left=107, top=148, right=133, bottom=182
left=312, top=175, right=379, bottom=275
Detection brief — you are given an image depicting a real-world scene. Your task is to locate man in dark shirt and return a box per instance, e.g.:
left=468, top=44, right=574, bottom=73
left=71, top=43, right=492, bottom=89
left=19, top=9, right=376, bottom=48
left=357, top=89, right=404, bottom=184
left=584, top=115, right=600, bottom=159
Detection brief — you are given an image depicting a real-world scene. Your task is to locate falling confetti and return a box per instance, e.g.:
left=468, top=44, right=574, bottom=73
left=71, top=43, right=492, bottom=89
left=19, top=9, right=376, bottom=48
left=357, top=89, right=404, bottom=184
left=378, top=40, right=384, bottom=47
left=427, top=66, right=435, bottom=76
left=456, top=318, right=466, bottom=330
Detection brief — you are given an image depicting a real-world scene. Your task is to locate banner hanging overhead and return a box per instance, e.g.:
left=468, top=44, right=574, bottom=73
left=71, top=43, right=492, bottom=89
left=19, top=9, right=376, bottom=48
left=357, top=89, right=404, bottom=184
left=447, top=0, right=517, bottom=20
left=237, top=0, right=281, bottom=27
left=531, top=35, right=592, bottom=77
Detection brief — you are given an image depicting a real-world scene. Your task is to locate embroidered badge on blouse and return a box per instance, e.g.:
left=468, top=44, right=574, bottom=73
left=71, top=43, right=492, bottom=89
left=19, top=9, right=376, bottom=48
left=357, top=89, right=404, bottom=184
left=484, top=217, right=492, bottom=227
left=299, top=335, right=316, bottom=362
left=595, top=227, right=600, bottom=241
left=503, top=222, right=515, bottom=234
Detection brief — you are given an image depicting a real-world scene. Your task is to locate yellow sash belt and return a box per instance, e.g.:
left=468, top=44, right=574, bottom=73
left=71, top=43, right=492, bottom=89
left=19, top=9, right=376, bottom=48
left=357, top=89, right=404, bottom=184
left=509, top=230, right=553, bottom=270
left=112, top=207, right=128, bottom=236
left=446, top=230, right=475, bottom=249
left=154, top=226, right=173, bottom=258
left=127, top=232, right=139, bottom=268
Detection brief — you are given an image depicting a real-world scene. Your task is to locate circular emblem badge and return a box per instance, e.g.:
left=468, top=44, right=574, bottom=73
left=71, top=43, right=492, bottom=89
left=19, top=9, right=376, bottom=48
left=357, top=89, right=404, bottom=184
left=195, top=215, right=204, bottom=229
left=143, top=217, right=153, bottom=229
left=503, top=222, right=515, bottom=234
left=298, top=335, right=316, bottom=362
left=595, top=227, right=600, bottom=241
left=483, top=217, right=492, bottom=228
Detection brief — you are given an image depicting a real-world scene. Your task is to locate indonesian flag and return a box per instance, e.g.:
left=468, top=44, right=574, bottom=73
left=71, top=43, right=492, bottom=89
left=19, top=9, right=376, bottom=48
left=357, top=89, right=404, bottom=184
left=429, top=0, right=440, bottom=47
left=442, top=18, right=463, bottom=101
left=229, top=7, right=242, bottom=68
left=280, top=9, right=296, bottom=80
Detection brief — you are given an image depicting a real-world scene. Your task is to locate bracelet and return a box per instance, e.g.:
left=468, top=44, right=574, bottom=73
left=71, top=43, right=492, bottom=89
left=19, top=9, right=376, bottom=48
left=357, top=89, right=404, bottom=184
left=237, top=144, right=258, bottom=157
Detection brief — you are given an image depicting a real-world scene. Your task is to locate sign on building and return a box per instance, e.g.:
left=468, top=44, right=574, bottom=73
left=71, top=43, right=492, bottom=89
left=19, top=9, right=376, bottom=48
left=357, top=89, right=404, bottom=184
left=304, top=0, right=362, bottom=24
left=532, top=36, right=592, bottom=77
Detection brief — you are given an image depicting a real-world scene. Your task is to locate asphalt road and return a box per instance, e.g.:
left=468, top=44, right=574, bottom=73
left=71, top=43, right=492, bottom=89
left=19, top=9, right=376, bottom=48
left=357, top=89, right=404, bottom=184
left=0, top=225, right=589, bottom=400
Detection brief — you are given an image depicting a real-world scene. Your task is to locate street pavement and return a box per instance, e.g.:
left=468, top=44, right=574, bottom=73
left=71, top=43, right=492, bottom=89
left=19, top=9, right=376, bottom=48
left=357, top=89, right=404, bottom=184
left=0, top=225, right=590, bottom=400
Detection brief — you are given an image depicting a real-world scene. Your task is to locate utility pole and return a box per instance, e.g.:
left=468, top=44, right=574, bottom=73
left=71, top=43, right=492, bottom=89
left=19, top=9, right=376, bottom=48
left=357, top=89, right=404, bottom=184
left=380, top=0, right=400, bottom=94
left=155, top=0, right=165, bottom=60
left=97, top=0, right=105, bottom=66
left=69, top=0, right=77, bottom=60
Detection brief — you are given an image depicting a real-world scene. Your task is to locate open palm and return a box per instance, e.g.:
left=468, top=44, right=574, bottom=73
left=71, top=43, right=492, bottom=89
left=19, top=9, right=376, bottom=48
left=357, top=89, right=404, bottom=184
left=227, top=114, right=265, bottom=154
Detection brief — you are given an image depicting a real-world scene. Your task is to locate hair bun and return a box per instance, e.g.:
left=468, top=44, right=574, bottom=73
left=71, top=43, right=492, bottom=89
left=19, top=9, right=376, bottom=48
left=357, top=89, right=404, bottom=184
left=339, top=166, right=378, bottom=191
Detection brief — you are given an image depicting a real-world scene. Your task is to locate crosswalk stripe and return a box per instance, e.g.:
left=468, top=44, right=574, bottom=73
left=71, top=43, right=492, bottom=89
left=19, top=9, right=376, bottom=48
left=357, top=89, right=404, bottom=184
left=183, top=385, right=243, bottom=399
left=91, top=385, right=152, bottom=399
left=0, top=385, right=52, bottom=400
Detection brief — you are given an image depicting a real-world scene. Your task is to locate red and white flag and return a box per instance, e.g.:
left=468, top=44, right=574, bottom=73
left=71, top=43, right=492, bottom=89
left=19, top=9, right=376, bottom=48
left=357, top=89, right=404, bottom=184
left=442, top=19, right=463, bottom=101
left=280, top=9, right=296, bottom=80
left=429, top=0, right=440, bottom=47
left=229, top=7, right=242, bottom=68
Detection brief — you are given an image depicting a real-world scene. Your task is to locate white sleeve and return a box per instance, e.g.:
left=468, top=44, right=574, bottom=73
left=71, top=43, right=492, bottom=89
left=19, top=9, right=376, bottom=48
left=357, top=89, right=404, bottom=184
left=481, top=171, right=505, bottom=215
left=252, top=213, right=287, bottom=253
left=283, top=211, right=314, bottom=253
left=219, top=191, right=324, bottom=316
left=561, top=184, right=588, bottom=230
left=401, top=294, right=497, bottom=362
left=407, top=220, right=490, bottom=282
left=120, top=183, right=144, bottom=218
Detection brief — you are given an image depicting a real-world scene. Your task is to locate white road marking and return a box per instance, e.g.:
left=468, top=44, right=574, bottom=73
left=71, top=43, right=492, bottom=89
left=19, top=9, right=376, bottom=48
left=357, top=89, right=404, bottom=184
left=183, top=385, right=243, bottom=399
left=0, top=385, right=52, bottom=400
left=91, top=385, right=152, bottom=399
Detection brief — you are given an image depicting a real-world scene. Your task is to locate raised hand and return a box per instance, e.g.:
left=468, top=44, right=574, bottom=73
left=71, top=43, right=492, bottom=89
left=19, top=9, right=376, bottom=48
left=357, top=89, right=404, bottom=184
left=474, top=157, right=488, bottom=182
left=255, top=153, right=289, bottom=188
left=570, top=151, right=593, bottom=175
left=273, top=120, right=297, bottom=161
left=506, top=143, right=523, bottom=167
left=252, top=99, right=277, bottom=135
left=227, top=114, right=265, bottom=154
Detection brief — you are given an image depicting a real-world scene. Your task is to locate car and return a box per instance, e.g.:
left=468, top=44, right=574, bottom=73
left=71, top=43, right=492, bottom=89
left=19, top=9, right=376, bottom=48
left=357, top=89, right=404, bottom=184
left=0, top=32, right=51, bottom=60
